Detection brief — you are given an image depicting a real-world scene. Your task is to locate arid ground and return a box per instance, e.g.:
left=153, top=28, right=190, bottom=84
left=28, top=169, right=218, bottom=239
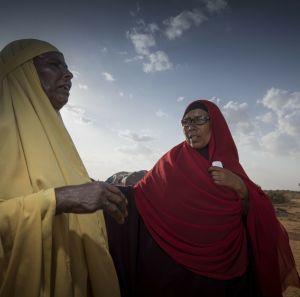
left=270, top=191, right=300, bottom=297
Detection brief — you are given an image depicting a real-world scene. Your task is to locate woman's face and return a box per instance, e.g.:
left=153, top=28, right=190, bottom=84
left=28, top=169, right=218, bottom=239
left=182, top=108, right=212, bottom=150
left=33, top=52, right=73, bottom=111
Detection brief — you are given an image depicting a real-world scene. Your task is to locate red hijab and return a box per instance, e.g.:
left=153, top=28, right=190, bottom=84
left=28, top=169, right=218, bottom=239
left=134, top=99, right=300, bottom=296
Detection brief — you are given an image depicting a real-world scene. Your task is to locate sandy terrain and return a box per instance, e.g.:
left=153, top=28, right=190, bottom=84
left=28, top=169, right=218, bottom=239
left=274, top=194, right=300, bottom=297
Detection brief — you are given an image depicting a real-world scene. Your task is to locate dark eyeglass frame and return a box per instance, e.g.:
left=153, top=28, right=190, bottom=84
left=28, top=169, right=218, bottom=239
left=181, top=116, right=210, bottom=127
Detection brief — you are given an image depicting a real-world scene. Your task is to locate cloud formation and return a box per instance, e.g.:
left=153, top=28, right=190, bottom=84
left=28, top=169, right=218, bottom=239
left=116, top=143, right=153, bottom=156
left=256, top=111, right=274, bottom=124
left=221, top=100, right=258, bottom=147
left=220, top=88, right=300, bottom=157
left=202, top=0, right=228, bottom=14
left=116, top=129, right=156, bottom=158
left=258, top=88, right=300, bottom=156
left=102, top=72, right=115, bottom=81
left=64, top=104, right=92, bottom=125
left=127, top=1, right=227, bottom=73
left=260, top=88, right=300, bottom=114
left=143, top=51, right=173, bottom=73
left=164, top=9, right=207, bottom=40
left=129, top=32, right=156, bottom=56
left=118, top=129, right=155, bottom=142
left=155, top=109, right=168, bottom=117
left=177, top=96, right=185, bottom=102
left=78, top=83, right=88, bottom=90
left=127, top=29, right=173, bottom=73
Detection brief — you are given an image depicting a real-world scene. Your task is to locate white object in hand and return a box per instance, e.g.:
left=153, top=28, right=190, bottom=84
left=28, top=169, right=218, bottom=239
left=212, top=161, right=223, bottom=168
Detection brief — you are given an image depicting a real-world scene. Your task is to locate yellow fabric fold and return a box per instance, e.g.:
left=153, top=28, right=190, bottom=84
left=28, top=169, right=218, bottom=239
left=0, top=39, right=120, bottom=297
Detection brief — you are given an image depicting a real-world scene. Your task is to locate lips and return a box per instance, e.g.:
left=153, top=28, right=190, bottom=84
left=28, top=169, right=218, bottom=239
left=58, top=83, right=71, bottom=91
left=57, top=83, right=71, bottom=95
left=188, top=134, right=198, bottom=140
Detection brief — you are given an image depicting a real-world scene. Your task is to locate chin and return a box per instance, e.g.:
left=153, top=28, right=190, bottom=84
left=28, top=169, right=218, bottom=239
left=52, top=97, right=69, bottom=111
left=190, top=144, right=206, bottom=151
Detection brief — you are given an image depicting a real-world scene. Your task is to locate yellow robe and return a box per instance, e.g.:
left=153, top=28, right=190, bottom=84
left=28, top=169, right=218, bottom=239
left=0, top=39, right=120, bottom=297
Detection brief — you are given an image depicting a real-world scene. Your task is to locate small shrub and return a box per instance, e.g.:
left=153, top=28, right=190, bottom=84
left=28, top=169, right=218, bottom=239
left=264, top=190, right=290, bottom=204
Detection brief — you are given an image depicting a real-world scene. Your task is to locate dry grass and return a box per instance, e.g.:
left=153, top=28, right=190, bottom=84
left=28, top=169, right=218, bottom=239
left=271, top=191, right=300, bottom=297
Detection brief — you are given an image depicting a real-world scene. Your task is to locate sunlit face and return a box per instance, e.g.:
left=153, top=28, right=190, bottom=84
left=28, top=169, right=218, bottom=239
left=33, top=52, right=73, bottom=111
left=182, top=108, right=212, bottom=150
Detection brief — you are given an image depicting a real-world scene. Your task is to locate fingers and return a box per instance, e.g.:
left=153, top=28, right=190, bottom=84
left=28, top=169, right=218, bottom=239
left=208, top=166, right=223, bottom=173
left=103, top=199, right=127, bottom=224
left=102, top=182, right=128, bottom=209
left=209, top=167, right=230, bottom=186
left=209, top=167, right=240, bottom=190
left=104, top=182, right=126, bottom=198
left=107, top=192, right=128, bottom=217
left=101, top=182, right=128, bottom=215
left=96, top=182, right=128, bottom=224
left=209, top=167, right=224, bottom=181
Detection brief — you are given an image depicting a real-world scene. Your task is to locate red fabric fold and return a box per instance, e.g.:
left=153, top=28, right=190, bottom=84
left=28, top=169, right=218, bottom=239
left=134, top=99, right=300, bottom=296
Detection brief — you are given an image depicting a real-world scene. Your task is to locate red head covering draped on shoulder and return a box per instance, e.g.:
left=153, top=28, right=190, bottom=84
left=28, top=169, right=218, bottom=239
left=134, top=99, right=300, bottom=297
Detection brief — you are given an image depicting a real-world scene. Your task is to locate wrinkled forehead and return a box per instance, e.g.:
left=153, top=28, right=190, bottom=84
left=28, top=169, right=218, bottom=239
left=183, top=108, right=209, bottom=119
left=34, top=51, right=65, bottom=64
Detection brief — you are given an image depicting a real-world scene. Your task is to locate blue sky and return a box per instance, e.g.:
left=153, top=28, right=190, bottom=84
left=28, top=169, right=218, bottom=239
left=1, top=0, right=300, bottom=190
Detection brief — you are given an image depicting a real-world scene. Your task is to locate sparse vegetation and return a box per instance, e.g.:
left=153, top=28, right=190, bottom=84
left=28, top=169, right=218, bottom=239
left=264, top=190, right=300, bottom=204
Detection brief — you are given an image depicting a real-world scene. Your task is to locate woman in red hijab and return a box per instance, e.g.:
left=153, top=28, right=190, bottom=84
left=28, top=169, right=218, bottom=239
left=105, top=99, right=300, bottom=297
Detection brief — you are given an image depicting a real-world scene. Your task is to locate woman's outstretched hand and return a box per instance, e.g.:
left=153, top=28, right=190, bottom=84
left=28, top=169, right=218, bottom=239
left=55, top=181, right=128, bottom=224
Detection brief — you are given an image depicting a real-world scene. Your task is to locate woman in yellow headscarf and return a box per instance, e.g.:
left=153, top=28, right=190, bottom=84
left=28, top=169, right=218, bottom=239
left=0, top=39, right=127, bottom=297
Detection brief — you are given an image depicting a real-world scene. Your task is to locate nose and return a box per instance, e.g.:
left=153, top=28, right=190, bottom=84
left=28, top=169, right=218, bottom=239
left=64, top=68, right=73, bottom=80
left=186, top=124, right=195, bottom=131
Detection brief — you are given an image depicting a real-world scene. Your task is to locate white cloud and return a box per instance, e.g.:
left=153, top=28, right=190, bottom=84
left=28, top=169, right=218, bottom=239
left=127, top=29, right=172, bottom=73
left=261, top=131, right=298, bottom=156
left=143, top=51, right=173, bottom=73
left=216, top=90, right=300, bottom=158
left=116, top=143, right=153, bottom=156
left=102, top=72, right=115, bottom=82
left=211, top=96, right=222, bottom=105
left=255, top=88, right=300, bottom=156
left=235, top=121, right=254, bottom=134
left=260, top=88, right=300, bottom=114
left=64, top=104, right=92, bottom=125
left=256, top=111, right=274, bottom=124
left=119, top=92, right=124, bottom=97
left=259, top=88, right=300, bottom=136
left=125, top=0, right=227, bottom=73
left=222, top=101, right=249, bottom=124
left=127, top=3, right=226, bottom=72
left=279, top=110, right=300, bottom=136
left=220, top=100, right=259, bottom=148
left=78, top=83, right=88, bottom=90
left=177, top=96, right=185, bottom=102
left=148, top=23, right=160, bottom=33
left=202, top=0, right=227, bottom=13
left=164, top=9, right=207, bottom=40
left=128, top=32, right=156, bottom=56
left=125, top=55, right=144, bottom=63
left=155, top=109, right=168, bottom=117
left=118, top=130, right=155, bottom=142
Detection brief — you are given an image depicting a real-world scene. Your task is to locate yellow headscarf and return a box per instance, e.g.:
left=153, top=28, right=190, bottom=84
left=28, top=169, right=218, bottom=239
left=0, top=39, right=120, bottom=297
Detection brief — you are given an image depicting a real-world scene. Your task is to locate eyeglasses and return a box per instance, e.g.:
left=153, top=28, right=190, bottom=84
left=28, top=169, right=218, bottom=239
left=181, top=116, right=210, bottom=127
